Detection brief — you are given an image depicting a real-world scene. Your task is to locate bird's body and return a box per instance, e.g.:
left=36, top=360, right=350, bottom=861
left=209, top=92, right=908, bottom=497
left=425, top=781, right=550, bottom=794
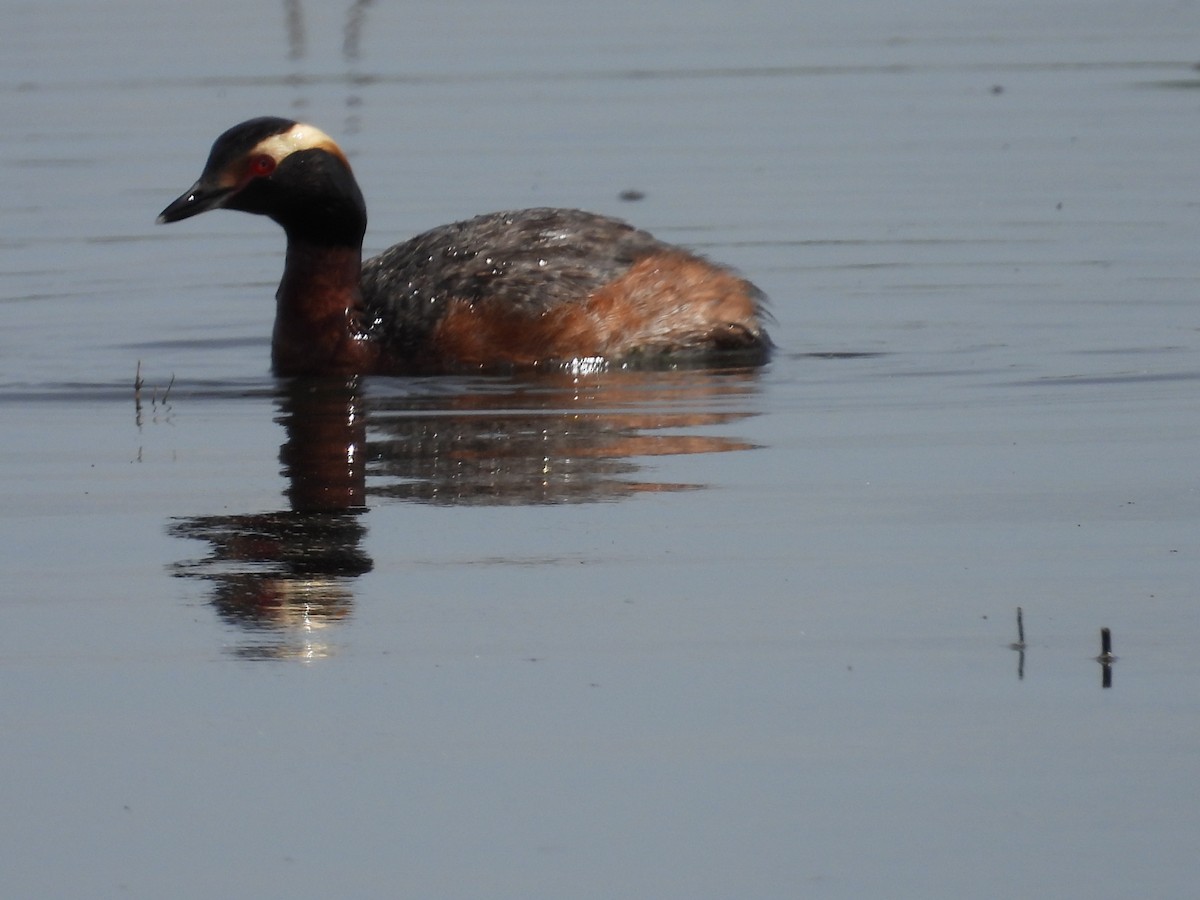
left=158, top=118, right=770, bottom=376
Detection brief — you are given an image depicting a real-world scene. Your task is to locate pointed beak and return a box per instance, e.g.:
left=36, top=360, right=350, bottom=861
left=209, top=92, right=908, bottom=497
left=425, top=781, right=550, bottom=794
left=156, top=178, right=236, bottom=224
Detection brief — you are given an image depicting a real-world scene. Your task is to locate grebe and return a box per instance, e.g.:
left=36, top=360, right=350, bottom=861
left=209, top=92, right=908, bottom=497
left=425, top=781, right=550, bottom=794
left=157, top=117, right=770, bottom=376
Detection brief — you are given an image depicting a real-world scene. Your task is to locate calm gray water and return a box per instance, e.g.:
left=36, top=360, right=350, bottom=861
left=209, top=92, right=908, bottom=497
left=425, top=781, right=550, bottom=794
left=2, top=1, right=1199, bottom=897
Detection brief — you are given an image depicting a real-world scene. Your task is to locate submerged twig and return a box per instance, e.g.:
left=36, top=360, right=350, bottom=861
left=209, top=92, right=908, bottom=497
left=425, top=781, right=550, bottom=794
left=134, top=360, right=144, bottom=426
left=133, top=362, right=176, bottom=425
left=1096, top=626, right=1116, bottom=689
left=1096, top=627, right=1116, bottom=663
left=1009, top=606, right=1026, bottom=650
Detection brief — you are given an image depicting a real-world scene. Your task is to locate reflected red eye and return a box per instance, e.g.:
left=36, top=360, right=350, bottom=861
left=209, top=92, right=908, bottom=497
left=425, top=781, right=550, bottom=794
left=249, top=154, right=276, bottom=177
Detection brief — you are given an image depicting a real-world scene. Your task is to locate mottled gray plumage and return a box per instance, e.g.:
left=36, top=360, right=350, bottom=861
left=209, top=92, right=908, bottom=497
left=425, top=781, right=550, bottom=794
left=358, top=208, right=672, bottom=352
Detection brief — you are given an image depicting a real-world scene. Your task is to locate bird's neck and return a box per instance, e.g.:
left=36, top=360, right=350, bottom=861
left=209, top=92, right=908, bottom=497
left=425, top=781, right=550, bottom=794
left=272, top=238, right=377, bottom=376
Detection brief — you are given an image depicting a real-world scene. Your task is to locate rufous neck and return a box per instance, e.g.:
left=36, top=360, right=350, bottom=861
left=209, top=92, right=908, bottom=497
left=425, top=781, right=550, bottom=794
left=271, top=240, right=373, bottom=376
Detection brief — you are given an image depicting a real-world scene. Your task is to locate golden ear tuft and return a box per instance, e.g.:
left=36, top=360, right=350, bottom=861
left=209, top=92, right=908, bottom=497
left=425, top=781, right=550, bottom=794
left=252, top=123, right=351, bottom=170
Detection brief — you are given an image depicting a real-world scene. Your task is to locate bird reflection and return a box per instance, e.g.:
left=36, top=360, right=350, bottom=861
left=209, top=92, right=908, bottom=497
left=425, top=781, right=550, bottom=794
left=170, top=369, right=763, bottom=659
left=367, top=372, right=760, bottom=505
left=170, top=379, right=370, bottom=660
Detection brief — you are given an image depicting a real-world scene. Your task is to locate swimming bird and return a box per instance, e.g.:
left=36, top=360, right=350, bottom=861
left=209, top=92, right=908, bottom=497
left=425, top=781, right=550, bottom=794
left=157, top=117, right=770, bottom=376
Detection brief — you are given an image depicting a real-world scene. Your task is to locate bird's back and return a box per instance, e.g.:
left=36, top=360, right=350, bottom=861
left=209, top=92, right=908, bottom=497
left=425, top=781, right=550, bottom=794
left=359, top=208, right=766, bottom=370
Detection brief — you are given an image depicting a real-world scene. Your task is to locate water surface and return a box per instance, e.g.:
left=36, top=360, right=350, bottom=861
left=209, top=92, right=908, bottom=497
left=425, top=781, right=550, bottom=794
left=2, top=1, right=1199, bottom=897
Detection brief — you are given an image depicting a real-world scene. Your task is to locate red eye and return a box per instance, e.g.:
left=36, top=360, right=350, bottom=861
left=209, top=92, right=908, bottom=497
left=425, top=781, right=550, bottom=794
left=249, top=154, right=276, bottom=177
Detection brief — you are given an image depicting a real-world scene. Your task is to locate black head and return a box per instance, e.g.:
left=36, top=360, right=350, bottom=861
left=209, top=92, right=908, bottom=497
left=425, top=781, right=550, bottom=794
left=157, top=117, right=367, bottom=246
